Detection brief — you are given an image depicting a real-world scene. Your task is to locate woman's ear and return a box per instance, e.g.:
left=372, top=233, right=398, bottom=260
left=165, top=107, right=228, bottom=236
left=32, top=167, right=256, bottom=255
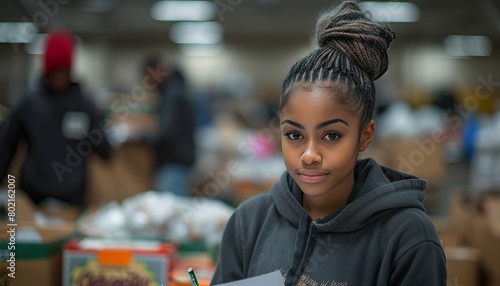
left=359, top=120, right=375, bottom=152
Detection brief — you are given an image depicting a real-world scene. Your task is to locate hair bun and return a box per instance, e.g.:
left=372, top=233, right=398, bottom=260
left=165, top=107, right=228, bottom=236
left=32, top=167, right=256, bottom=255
left=316, top=1, right=396, bottom=80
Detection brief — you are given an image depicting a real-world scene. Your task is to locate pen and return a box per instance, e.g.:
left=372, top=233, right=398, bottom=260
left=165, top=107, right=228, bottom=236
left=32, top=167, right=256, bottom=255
left=187, top=267, right=200, bottom=286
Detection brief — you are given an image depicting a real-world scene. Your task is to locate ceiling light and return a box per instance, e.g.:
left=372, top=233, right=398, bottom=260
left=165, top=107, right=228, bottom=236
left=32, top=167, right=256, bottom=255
left=169, top=22, right=223, bottom=44
left=151, top=1, right=216, bottom=21
left=444, top=35, right=492, bottom=57
left=24, top=34, right=47, bottom=54
left=361, top=2, right=420, bottom=22
left=0, top=23, right=38, bottom=43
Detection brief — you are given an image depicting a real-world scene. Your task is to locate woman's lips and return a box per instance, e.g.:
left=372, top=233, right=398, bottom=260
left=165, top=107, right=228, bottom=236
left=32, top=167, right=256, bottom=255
left=297, top=171, right=329, bottom=184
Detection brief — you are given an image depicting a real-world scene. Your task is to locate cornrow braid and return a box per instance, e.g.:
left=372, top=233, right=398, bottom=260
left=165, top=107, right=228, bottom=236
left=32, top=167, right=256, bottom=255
left=279, top=0, right=396, bottom=130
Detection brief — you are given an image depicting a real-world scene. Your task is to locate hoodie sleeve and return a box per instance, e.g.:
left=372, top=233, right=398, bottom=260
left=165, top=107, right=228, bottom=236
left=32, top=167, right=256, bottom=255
left=0, top=101, right=24, bottom=182
left=389, top=241, right=447, bottom=286
left=211, top=210, right=246, bottom=284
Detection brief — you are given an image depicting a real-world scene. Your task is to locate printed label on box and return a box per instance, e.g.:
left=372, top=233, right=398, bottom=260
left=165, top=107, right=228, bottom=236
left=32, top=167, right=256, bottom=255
left=65, top=252, right=168, bottom=286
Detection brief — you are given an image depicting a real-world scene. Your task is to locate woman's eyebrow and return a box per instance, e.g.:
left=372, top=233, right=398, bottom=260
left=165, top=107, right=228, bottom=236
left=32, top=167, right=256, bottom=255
left=281, top=118, right=348, bottom=130
left=317, top=118, right=349, bottom=129
left=281, top=119, right=304, bottom=129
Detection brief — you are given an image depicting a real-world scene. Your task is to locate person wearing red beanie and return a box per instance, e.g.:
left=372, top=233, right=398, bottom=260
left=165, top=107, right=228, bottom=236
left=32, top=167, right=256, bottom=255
left=0, top=29, right=112, bottom=206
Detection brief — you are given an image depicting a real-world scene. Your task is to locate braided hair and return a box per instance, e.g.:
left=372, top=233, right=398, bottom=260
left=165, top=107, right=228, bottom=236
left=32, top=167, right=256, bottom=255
left=279, top=1, right=396, bottom=130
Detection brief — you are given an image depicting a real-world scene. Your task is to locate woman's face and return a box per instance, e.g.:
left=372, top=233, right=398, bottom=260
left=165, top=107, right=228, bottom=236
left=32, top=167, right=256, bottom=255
left=280, top=86, right=373, bottom=200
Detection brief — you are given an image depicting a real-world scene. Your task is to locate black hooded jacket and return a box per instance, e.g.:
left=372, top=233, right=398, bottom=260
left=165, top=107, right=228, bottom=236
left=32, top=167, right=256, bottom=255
left=212, top=158, right=447, bottom=286
left=141, top=70, right=196, bottom=167
left=0, top=81, right=111, bottom=205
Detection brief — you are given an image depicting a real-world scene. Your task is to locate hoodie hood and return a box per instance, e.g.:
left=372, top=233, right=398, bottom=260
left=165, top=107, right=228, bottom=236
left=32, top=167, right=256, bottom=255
left=271, top=158, right=427, bottom=233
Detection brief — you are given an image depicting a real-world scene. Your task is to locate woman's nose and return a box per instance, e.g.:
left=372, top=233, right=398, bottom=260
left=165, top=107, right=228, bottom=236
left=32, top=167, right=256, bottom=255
left=301, top=141, right=321, bottom=165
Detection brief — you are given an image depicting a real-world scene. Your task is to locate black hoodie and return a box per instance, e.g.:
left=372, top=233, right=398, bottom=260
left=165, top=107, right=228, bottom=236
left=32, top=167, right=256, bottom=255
left=0, top=81, right=111, bottom=205
left=141, top=70, right=196, bottom=167
left=212, top=158, right=446, bottom=286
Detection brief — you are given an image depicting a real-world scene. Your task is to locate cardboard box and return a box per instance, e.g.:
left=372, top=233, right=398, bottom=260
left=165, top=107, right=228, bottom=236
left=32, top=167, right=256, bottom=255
left=437, top=228, right=462, bottom=249
left=445, top=247, right=480, bottom=286
left=468, top=214, right=487, bottom=255
left=484, top=197, right=500, bottom=237
left=63, top=238, right=175, bottom=286
left=449, top=189, right=479, bottom=245
left=86, top=141, right=155, bottom=205
left=481, top=228, right=500, bottom=281
left=7, top=190, right=82, bottom=223
left=432, top=217, right=461, bottom=249
left=481, top=197, right=500, bottom=279
left=1, top=191, right=76, bottom=286
left=375, top=136, right=446, bottom=190
left=0, top=223, right=75, bottom=286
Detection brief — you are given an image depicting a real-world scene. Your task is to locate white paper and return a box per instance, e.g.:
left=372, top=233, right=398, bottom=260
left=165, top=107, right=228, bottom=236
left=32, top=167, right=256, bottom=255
left=213, top=271, right=285, bottom=286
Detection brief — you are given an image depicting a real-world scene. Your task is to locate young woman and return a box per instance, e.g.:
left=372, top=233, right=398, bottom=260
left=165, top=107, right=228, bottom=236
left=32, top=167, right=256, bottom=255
left=211, top=1, right=447, bottom=285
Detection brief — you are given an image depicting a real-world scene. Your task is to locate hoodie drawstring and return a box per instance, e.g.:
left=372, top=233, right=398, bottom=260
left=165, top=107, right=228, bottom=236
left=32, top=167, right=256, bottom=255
left=285, top=212, right=315, bottom=285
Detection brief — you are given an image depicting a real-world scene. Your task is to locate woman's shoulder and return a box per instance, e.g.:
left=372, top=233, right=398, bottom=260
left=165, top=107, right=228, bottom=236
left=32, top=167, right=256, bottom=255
left=399, top=208, right=439, bottom=237
left=381, top=207, right=441, bottom=247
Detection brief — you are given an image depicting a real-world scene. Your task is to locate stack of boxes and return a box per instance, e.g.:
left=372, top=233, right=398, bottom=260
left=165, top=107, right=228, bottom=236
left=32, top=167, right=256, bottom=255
left=441, top=187, right=500, bottom=286
left=0, top=192, right=77, bottom=286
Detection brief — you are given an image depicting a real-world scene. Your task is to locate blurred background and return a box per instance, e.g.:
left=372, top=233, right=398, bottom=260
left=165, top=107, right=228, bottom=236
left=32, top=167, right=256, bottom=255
left=0, top=0, right=500, bottom=285
left=0, top=0, right=499, bottom=102
left=0, top=0, right=498, bottom=204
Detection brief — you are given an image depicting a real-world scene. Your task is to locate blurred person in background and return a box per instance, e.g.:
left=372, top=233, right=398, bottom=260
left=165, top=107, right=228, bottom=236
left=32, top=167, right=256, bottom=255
left=0, top=29, right=112, bottom=206
left=137, top=56, right=196, bottom=196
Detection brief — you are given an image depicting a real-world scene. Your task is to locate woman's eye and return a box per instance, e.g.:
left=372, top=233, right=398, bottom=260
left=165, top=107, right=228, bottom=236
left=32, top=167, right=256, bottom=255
left=323, top=132, right=340, bottom=141
left=285, top=132, right=302, bottom=141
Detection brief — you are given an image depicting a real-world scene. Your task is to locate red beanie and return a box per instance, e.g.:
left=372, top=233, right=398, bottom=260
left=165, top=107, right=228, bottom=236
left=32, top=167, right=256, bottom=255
left=43, top=30, right=75, bottom=75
